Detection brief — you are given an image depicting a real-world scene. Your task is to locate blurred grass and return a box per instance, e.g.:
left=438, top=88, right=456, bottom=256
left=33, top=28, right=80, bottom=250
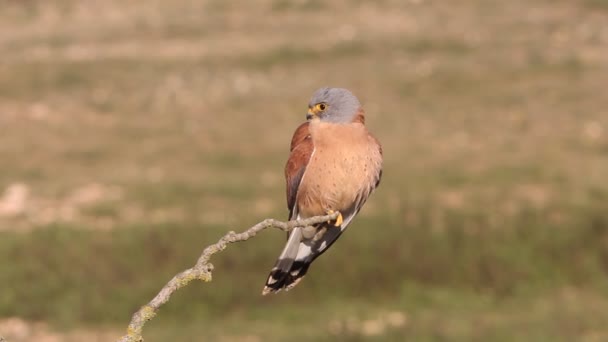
left=1, top=205, right=608, bottom=340
left=1, top=0, right=608, bottom=340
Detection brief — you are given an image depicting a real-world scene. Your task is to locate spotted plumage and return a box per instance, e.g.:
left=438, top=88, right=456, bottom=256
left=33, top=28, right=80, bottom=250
left=262, top=87, right=383, bottom=295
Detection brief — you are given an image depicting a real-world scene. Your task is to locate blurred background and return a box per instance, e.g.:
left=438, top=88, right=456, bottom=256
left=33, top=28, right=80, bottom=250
left=1, top=0, right=608, bottom=341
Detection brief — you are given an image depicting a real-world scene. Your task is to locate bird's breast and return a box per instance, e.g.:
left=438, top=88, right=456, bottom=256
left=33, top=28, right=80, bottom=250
left=296, top=121, right=382, bottom=217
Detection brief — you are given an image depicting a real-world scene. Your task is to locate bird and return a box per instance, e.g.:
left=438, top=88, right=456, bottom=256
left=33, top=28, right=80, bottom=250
left=262, top=87, right=383, bottom=295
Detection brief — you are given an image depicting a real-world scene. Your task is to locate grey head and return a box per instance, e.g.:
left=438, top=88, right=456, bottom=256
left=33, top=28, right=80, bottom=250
left=306, top=87, right=361, bottom=123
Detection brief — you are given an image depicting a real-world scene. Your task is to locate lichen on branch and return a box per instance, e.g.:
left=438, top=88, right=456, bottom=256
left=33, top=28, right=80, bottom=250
left=117, top=212, right=339, bottom=342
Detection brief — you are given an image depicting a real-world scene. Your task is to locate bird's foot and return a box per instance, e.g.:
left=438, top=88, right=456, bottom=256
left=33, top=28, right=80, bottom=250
left=327, top=210, right=343, bottom=227
left=312, top=226, right=327, bottom=242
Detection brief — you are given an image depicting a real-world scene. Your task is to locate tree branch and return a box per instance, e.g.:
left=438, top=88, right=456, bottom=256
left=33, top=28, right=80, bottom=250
left=117, top=212, right=339, bottom=342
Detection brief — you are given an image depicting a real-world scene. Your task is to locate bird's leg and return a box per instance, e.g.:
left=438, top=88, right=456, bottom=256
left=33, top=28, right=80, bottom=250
left=301, top=225, right=317, bottom=239
left=310, top=210, right=343, bottom=242
left=312, top=226, right=327, bottom=242
left=326, top=210, right=343, bottom=227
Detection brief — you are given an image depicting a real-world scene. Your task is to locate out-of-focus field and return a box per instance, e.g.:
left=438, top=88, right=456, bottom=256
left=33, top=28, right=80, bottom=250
left=1, top=0, right=608, bottom=341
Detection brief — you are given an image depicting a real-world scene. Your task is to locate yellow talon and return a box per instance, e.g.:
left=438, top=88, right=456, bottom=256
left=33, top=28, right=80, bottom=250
left=327, top=210, right=343, bottom=227
left=335, top=212, right=343, bottom=226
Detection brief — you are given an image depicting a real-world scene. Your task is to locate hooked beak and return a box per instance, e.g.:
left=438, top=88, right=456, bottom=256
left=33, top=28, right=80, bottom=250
left=306, top=107, right=316, bottom=120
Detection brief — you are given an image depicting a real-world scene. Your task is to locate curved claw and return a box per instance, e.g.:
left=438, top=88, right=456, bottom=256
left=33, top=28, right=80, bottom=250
left=327, top=210, right=343, bottom=227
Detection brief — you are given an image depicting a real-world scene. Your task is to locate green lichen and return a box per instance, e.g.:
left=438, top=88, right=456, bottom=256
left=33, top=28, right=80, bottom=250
left=140, top=305, right=157, bottom=321
left=124, top=325, right=142, bottom=342
left=176, top=272, right=198, bottom=288
left=198, top=271, right=212, bottom=282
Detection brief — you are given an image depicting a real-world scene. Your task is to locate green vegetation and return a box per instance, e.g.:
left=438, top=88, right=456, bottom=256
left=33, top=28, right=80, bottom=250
left=2, top=206, right=608, bottom=340
left=1, top=0, right=607, bottom=340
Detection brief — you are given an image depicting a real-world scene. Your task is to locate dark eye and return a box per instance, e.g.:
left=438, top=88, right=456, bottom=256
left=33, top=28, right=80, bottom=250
left=317, top=103, right=326, bottom=111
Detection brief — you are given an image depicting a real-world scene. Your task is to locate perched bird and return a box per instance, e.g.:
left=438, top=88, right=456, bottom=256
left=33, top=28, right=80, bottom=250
left=263, top=87, right=383, bottom=295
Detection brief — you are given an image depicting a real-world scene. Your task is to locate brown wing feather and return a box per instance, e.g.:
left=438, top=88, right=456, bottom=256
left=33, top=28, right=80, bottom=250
left=284, top=122, right=313, bottom=219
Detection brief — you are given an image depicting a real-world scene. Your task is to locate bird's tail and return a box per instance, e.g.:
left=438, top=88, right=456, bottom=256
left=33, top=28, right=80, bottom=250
left=262, top=221, right=345, bottom=295
left=262, top=226, right=303, bottom=295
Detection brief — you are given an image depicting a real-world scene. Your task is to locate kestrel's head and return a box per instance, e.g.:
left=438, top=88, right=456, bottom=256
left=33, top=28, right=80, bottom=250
left=307, top=87, right=361, bottom=123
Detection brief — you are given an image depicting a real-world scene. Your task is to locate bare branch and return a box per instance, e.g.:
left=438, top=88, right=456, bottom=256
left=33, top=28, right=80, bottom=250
left=117, top=212, right=339, bottom=342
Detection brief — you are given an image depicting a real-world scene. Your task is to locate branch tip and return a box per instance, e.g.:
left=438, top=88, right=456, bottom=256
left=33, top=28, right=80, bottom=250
left=117, top=213, right=338, bottom=342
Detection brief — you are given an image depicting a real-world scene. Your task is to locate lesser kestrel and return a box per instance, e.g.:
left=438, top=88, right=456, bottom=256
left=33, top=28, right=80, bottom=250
left=263, top=87, right=383, bottom=294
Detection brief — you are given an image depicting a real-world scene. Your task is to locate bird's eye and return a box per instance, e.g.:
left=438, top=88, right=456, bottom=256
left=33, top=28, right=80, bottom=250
left=316, top=103, right=327, bottom=111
